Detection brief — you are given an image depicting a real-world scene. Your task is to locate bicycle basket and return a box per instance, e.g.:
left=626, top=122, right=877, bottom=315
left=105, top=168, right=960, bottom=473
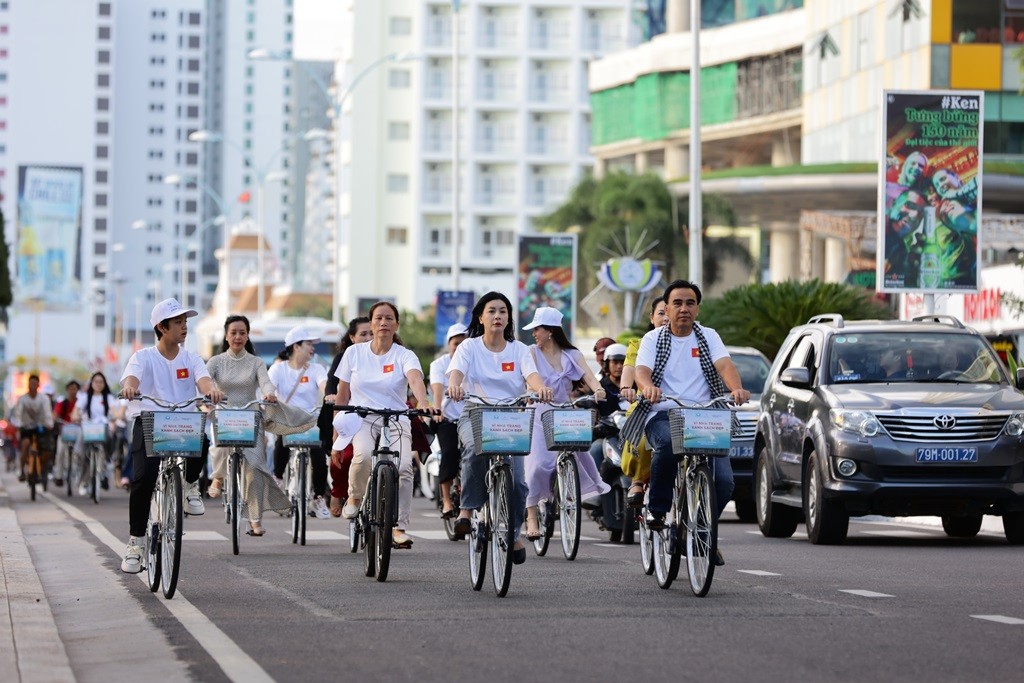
left=668, top=408, right=734, bottom=457
left=540, top=408, right=594, bottom=451
left=60, top=424, right=81, bottom=443
left=82, top=422, right=107, bottom=444
left=211, top=409, right=263, bottom=449
left=282, top=424, right=321, bottom=448
left=141, top=411, right=206, bottom=458
left=468, top=405, right=534, bottom=456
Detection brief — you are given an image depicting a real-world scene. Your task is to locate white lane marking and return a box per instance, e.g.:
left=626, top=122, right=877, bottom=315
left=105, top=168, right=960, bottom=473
left=184, top=531, right=228, bottom=541
left=839, top=589, right=895, bottom=598
left=280, top=530, right=346, bottom=540
left=861, top=529, right=935, bottom=538
left=971, top=615, right=1024, bottom=625
left=42, top=491, right=274, bottom=683
left=737, top=570, right=781, bottom=576
left=592, top=543, right=628, bottom=548
left=746, top=530, right=807, bottom=539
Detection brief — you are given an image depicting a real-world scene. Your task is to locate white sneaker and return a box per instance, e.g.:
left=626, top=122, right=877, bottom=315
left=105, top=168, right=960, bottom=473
left=310, top=496, right=330, bottom=520
left=121, top=537, right=143, bottom=574
left=185, top=481, right=205, bottom=516
left=78, top=483, right=90, bottom=497
left=342, top=503, right=359, bottom=519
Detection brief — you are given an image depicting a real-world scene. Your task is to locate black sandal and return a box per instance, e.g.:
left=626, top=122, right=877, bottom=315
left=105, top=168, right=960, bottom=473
left=627, top=485, right=645, bottom=508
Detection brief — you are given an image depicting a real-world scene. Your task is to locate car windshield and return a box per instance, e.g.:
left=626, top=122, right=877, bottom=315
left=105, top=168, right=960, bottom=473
left=732, top=352, right=770, bottom=397
left=826, top=332, right=1006, bottom=385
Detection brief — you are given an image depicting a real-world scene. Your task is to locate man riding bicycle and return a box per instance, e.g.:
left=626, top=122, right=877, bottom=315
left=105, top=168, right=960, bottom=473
left=623, top=280, right=750, bottom=566
left=13, top=374, right=55, bottom=482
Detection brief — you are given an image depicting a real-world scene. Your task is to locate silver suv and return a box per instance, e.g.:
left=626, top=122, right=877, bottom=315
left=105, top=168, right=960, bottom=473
left=754, top=314, right=1024, bottom=545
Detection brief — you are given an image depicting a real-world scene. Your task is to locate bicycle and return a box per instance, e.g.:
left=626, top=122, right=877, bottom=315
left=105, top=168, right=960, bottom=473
left=80, top=422, right=109, bottom=504
left=209, top=400, right=265, bottom=556
left=22, top=427, right=51, bottom=501
left=281, top=424, right=321, bottom=546
left=534, top=396, right=596, bottom=561
left=426, top=418, right=464, bottom=542
left=55, top=420, right=81, bottom=497
left=462, top=393, right=535, bottom=597
left=649, top=395, right=737, bottom=597
left=132, top=394, right=209, bottom=599
left=335, top=404, right=432, bottom=583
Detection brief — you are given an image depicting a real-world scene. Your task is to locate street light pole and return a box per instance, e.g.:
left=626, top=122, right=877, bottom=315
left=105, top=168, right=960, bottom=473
left=688, top=0, right=703, bottom=285
left=451, top=0, right=461, bottom=290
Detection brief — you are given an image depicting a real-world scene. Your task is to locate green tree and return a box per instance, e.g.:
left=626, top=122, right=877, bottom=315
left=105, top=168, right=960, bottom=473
left=698, top=279, right=894, bottom=360
left=0, top=207, right=12, bottom=321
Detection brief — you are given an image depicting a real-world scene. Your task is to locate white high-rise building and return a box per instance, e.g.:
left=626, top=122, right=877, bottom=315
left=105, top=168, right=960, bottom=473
left=330, top=0, right=637, bottom=317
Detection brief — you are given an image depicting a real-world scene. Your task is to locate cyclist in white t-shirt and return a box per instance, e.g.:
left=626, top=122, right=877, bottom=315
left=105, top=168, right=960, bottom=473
left=268, top=325, right=331, bottom=519
left=335, top=301, right=435, bottom=549
left=446, top=291, right=553, bottom=566
left=119, top=298, right=224, bottom=573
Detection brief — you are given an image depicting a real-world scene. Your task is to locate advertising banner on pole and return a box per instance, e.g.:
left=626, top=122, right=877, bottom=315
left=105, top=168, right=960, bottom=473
left=516, top=234, right=577, bottom=342
left=878, top=90, right=982, bottom=294
left=435, top=290, right=475, bottom=347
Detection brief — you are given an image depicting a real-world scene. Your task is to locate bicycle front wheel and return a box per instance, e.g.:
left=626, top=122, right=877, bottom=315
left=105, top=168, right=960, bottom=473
left=146, top=486, right=162, bottom=592
left=490, top=464, right=514, bottom=597
left=557, top=455, right=581, bottom=561
left=160, top=467, right=183, bottom=599
left=685, top=462, right=718, bottom=597
left=374, top=464, right=397, bottom=583
left=533, top=499, right=553, bottom=556
left=91, top=446, right=102, bottom=504
left=639, top=509, right=655, bottom=576
left=297, top=452, right=308, bottom=546
left=230, top=452, right=242, bottom=556
left=443, top=479, right=463, bottom=541
left=66, top=447, right=79, bottom=498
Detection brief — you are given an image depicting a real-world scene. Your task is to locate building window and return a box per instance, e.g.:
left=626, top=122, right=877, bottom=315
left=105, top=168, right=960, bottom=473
left=98, top=26, right=110, bottom=40
left=388, top=121, right=410, bottom=140
left=188, top=35, right=200, bottom=48
left=390, top=16, right=412, bottom=35
left=94, top=242, right=106, bottom=255
left=95, top=218, right=107, bottom=232
left=96, top=145, right=108, bottom=159
left=386, top=174, right=409, bottom=192
left=95, top=169, right=108, bottom=183
left=186, top=104, right=199, bottom=118
left=96, top=121, right=109, bottom=134
left=97, top=73, right=110, bottom=87
left=386, top=226, right=408, bottom=244
left=189, top=12, right=200, bottom=25
left=187, top=81, right=199, bottom=95
left=98, top=3, right=111, bottom=17
left=389, top=69, right=411, bottom=88
left=97, top=50, right=110, bottom=64
left=187, top=59, right=200, bottom=72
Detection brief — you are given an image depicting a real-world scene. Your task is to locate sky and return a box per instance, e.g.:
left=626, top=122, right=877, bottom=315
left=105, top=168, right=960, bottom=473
left=293, top=0, right=345, bottom=61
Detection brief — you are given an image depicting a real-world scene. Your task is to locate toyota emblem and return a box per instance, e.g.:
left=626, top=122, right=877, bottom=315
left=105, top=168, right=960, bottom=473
left=933, top=415, right=957, bottom=430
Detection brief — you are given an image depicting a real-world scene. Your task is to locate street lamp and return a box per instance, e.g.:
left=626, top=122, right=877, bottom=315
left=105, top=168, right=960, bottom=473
left=248, top=47, right=416, bottom=323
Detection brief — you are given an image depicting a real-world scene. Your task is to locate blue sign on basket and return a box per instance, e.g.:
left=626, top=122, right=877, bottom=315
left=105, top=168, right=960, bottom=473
left=682, top=409, right=732, bottom=455
left=213, top=410, right=257, bottom=446
left=283, top=425, right=322, bottom=447
left=81, top=422, right=107, bottom=444
left=479, top=410, right=533, bottom=454
left=551, top=410, right=592, bottom=445
left=60, top=424, right=82, bottom=443
left=152, top=412, right=205, bottom=454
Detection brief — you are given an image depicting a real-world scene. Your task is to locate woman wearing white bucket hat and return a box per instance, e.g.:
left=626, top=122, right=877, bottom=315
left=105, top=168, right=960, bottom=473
left=521, top=307, right=609, bottom=540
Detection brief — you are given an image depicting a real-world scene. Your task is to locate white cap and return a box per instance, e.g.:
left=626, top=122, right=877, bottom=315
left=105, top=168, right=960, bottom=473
left=604, top=343, right=628, bottom=360
left=446, top=323, right=468, bottom=342
left=523, top=306, right=563, bottom=330
left=150, top=297, right=198, bottom=327
left=331, top=412, right=363, bottom=451
left=284, top=325, right=320, bottom=348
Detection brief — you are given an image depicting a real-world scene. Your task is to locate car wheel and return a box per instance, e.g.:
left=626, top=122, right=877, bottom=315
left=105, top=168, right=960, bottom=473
left=754, top=448, right=799, bottom=538
left=803, top=451, right=848, bottom=545
left=734, top=498, right=756, bottom=523
left=941, top=514, right=982, bottom=538
left=1003, top=511, right=1024, bottom=545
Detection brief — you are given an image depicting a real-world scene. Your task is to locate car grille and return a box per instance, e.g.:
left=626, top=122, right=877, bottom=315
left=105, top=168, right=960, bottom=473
left=877, top=414, right=1009, bottom=442
left=879, top=466, right=1010, bottom=481
left=734, top=412, right=757, bottom=439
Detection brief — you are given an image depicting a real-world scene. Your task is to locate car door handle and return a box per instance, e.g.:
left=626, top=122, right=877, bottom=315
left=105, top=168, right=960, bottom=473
left=787, top=399, right=795, bottom=413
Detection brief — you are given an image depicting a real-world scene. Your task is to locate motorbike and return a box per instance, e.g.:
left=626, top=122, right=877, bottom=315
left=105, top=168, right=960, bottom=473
left=593, top=410, right=635, bottom=544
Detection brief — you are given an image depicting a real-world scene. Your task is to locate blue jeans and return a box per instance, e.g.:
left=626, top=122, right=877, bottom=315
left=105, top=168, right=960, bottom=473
left=644, top=411, right=734, bottom=518
left=457, top=413, right=527, bottom=542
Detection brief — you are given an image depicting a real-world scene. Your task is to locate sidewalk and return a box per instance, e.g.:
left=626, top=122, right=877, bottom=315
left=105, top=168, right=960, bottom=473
left=0, top=474, right=75, bottom=683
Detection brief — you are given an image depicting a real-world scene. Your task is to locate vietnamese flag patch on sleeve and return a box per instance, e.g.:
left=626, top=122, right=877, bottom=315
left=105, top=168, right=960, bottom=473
left=383, top=364, right=395, bottom=374
left=691, top=348, right=700, bottom=358
left=176, top=368, right=190, bottom=380
left=501, top=362, right=515, bottom=372
left=300, top=376, right=309, bottom=383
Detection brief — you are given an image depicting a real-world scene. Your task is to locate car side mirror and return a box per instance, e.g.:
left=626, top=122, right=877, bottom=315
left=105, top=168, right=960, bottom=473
left=1017, top=368, right=1024, bottom=391
left=779, top=367, right=811, bottom=388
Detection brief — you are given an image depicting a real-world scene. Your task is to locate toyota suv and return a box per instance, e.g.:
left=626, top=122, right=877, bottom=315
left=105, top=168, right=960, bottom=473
left=753, top=314, right=1024, bottom=545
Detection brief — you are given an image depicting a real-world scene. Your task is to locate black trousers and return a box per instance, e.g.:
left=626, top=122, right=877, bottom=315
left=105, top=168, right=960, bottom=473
left=128, top=418, right=209, bottom=538
left=273, top=436, right=328, bottom=498
left=434, top=420, right=461, bottom=484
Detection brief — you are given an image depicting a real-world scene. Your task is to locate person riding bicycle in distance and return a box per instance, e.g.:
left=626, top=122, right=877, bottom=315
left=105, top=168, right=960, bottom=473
left=623, top=280, right=750, bottom=566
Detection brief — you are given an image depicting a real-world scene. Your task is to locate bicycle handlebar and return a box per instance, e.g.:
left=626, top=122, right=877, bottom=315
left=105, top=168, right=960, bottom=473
left=462, top=392, right=536, bottom=406
left=545, top=395, right=597, bottom=409
left=120, top=394, right=213, bottom=410
left=207, top=399, right=267, bottom=411
left=333, top=404, right=434, bottom=419
left=658, top=394, right=737, bottom=409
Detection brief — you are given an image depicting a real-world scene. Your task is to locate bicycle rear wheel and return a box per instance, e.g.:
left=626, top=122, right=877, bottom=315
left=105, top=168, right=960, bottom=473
left=652, top=495, right=681, bottom=589
left=374, top=464, right=397, bottom=583
left=66, top=447, right=79, bottom=498
left=160, top=468, right=183, bottom=599
left=91, top=447, right=102, bottom=504
left=468, top=507, right=487, bottom=591
left=490, top=464, right=514, bottom=597
left=146, top=487, right=162, bottom=592
left=557, top=455, right=581, bottom=561
left=685, top=462, right=718, bottom=597
left=443, top=479, right=463, bottom=541
left=533, top=499, right=553, bottom=556
left=639, top=509, right=655, bottom=576
left=297, top=452, right=308, bottom=546
left=230, top=452, right=242, bottom=556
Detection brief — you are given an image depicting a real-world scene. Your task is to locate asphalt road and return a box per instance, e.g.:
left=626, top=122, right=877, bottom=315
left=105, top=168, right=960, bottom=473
left=7, top=471, right=1024, bottom=682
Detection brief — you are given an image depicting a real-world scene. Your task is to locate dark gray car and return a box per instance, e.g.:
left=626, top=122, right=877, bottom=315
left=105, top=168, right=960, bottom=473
left=753, top=314, right=1024, bottom=545
left=726, top=346, right=771, bottom=522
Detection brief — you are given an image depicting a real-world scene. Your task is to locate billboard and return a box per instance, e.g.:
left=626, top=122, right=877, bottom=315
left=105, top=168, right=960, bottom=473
left=16, top=165, right=84, bottom=309
left=435, top=290, right=475, bottom=347
left=516, top=234, right=577, bottom=342
left=878, top=91, right=982, bottom=294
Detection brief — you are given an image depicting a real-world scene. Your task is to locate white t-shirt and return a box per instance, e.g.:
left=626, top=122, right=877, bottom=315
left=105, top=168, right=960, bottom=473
left=268, top=361, right=328, bottom=413
left=635, top=326, right=729, bottom=414
left=429, top=353, right=463, bottom=421
left=76, top=394, right=110, bottom=423
left=121, top=346, right=210, bottom=421
left=335, top=342, right=422, bottom=411
left=446, top=337, right=538, bottom=401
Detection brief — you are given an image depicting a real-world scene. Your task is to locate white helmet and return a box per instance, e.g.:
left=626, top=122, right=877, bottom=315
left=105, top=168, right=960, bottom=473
left=604, top=343, right=628, bottom=360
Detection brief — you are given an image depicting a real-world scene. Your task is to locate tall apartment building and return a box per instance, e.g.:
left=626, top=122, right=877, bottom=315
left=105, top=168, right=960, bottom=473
left=1, top=0, right=205, bottom=367
left=333, top=0, right=638, bottom=317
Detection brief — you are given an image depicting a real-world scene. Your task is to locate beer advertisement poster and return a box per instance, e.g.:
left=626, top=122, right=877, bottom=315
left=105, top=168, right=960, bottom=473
left=878, top=90, right=983, bottom=294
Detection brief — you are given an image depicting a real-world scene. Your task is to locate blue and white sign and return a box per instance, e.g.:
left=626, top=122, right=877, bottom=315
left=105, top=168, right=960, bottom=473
left=151, top=412, right=205, bottom=456
left=82, top=422, right=107, bottom=444
left=283, top=425, right=322, bottom=447
left=212, top=410, right=258, bottom=447
left=549, top=409, right=592, bottom=446
left=477, top=409, right=533, bottom=455
left=680, top=409, right=732, bottom=456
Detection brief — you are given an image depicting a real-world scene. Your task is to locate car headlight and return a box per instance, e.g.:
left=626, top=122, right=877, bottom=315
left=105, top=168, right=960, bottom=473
left=830, top=410, right=882, bottom=438
left=1006, top=412, right=1024, bottom=437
